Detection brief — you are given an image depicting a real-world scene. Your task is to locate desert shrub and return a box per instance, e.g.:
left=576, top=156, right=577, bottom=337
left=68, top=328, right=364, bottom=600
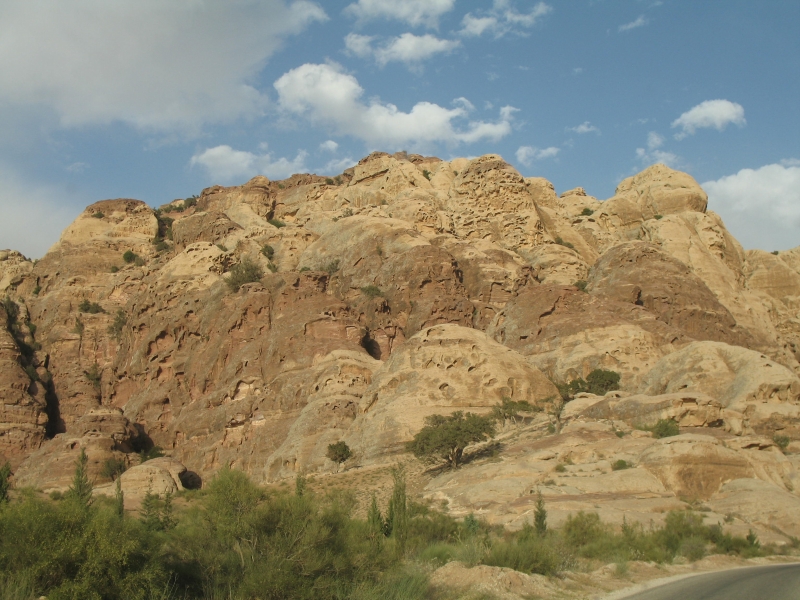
left=78, top=298, right=104, bottom=314
left=574, top=280, right=588, bottom=292
left=85, top=362, right=101, bottom=388
left=586, top=369, right=621, bottom=395
left=73, top=317, right=85, bottom=337
left=646, top=418, right=680, bottom=438
left=122, top=250, right=137, bottom=264
left=183, top=195, right=198, bottom=209
left=325, top=178, right=334, bottom=185
left=773, top=433, right=790, bottom=452
left=654, top=214, right=664, bottom=220
left=555, top=463, right=567, bottom=473
left=138, top=446, right=164, bottom=464
left=484, top=535, right=561, bottom=575
left=611, top=459, right=631, bottom=471
left=361, top=285, right=383, bottom=298
left=152, top=238, right=169, bottom=252
left=0, top=462, right=10, bottom=504
left=216, top=243, right=227, bottom=251
left=23, top=365, right=39, bottom=382
left=110, top=266, right=119, bottom=273
left=299, top=266, right=311, bottom=272
left=92, top=211, right=104, bottom=219
left=772, top=250, right=780, bottom=256
left=407, top=412, right=496, bottom=468
left=267, top=262, right=278, bottom=273
left=1, top=297, right=18, bottom=324
left=492, top=397, right=539, bottom=425
left=322, top=259, right=340, bottom=276
left=267, top=218, right=285, bottom=228
left=32, top=285, right=41, bottom=296
left=225, top=257, right=264, bottom=292
left=101, top=457, right=127, bottom=481
left=581, top=207, right=594, bottom=216
left=422, top=169, right=431, bottom=180
left=260, top=244, right=274, bottom=260
left=133, top=256, right=145, bottom=267
left=107, top=309, right=126, bottom=341
left=554, top=236, right=575, bottom=249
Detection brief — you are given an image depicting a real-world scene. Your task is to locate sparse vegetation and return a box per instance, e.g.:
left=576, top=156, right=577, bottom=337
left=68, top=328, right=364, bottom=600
left=78, top=298, right=104, bottom=314
left=556, top=369, right=621, bottom=401
left=772, top=250, right=780, bottom=256
left=266, top=262, right=278, bottom=273
left=774, top=433, right=791, bottom=453
left=268, top=218, right=286, bottom=228
left=138, top=445, right=164, bottom=463
left=581, top=207, right=594, bottom=216
left=107, top=309, right=126, bottom=341
left=225, top=257, right=264, bottom=292
left=122, top=250, right=137, bottom=264
left=73, top=317, right=85, bottom=337
left=299, top=266, right=311, bottom=272
left=321, top=258, right=340, bottom=276
left=574, top=280, right=588, bottom=292
left=611, top=459, right=631, bottom=471
left=183, top=195, right=198, bottom=209
left=407, top=411, right=496, bottom=469
left=422, top=169, right=431, bottom=180
left=85, top=362, right=101, bottom=388
left=92, top=211, right=104, bottom=219
left=325, top=178, right=334, bottom=185
left=110, top=266, right=119, bottom=273
left=360, top=285, right=383, bottom=298
left=216, top=243, right=228, bottom=251
left=654, top=214, right=664, bottom=220
left=101, top=457, right=127, bottom=481
left=643, top=418, right=680, bottom=439
left=554, top=236, right=575, bottom=249
left=260, top=244, right=274, bottom=260
left=32, top=284, right=41, bottom=296
left=492, top=397, right=540, bottom=426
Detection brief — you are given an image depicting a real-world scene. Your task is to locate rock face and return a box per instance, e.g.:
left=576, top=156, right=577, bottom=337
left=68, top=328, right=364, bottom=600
left=3, top=152, right=800, bottom=544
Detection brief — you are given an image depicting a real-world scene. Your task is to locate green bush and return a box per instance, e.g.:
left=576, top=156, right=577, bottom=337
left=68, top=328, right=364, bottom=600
left=646, top=418, right=680, bottom=438
left=107, top=309, right=127, bottom=341
left=361, top=285, right=383, bottom=298
left=774, top=434, right=790, bottom=452
left=574, top=280, right=588, bottom=292
left=322, top=259, right=340, bottom=276
left=492, top=397, right=539, bottom=425
left=122, top=250, right=137, bottom=264
left=78, top=298, right=104, bottom=314
left=85, top=362, right=101, bottom=389
left=32, top=285, right=41, bottom=296
left=92, top=211, right=104, bottom=219
left=110, top=266, right=119, bottom=273
left=260, top=244, right=274, bottom=260
left=554, top=236, right=575, bottom=249
left=772, top=250, right=780, bottom=256
left=101, top=457, right=127, bottom=481
left=557, top=369, right=620, bottom=400
left=268, top=218, right=286, bottom=228
left=183, top=196, right=198, bottom=209
left=611, top=459, right=631, bottom=471
left=225, top=257, right=264, bottom=292
left=325, top=178, right=334, bottom=185
left=422, top=169, right=431, bottom=180
left=326, top=441, right=352, bottom=466
left=581, top=207, right=594, bottom=216
left=267, top=262, right=278, bottom=273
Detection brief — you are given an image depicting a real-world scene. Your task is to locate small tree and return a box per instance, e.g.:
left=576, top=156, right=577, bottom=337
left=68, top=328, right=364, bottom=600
left=388, top=467, right=408, bottom=554
left=66, top=448, right=93, bottom=508
left=367, top=494, right=383, bottom=545
left=101, top=457, right=127, bottom=481
left=122, top=250, right=137, bottom=264
left=0, top=462, right=11, bottom=503
left=161, top=491, right=176, bottom=531
left=326, top=441, right=352, bottom=471
left=108, top=309, right=126, bottom=341
left=407, top=411, right=496, bottom=469
left=533, top=490, right=547, bottom=536
left=114, top=477, right=124, bottom=518
left=492, top=397, right=539, bottom=426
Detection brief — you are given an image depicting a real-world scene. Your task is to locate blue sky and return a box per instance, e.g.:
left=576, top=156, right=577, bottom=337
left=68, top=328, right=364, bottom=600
left=1, top=0, right=798, bottom=257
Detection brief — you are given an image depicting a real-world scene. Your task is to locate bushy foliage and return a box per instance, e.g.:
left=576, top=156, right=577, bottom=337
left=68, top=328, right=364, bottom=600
left=267, top=218, right=286, bottom=228
left=492, top=397, right=540, bottom=426
left=773, top=433, right=790, bottom=452
left=92, top=211, right=105, bottom=219
left=581, top=207, right=594, bottom=216
left=321, top=259, right=340, bottom=276
left=138, top=446, right=164, bottom=464
left=225, top=257, right=264, bottom=292
left=0, top=462, right=10, bottom=504
left=361, top=285, right=383, bottom=298
left=557, top=369, right=620, bottom=400
left=260, top=244, right=274, bottom=260
left=1, top=296, right=18, bottom=325
left=554, top=236, right=575, bottom=249
left=611, top=459, right=631, bottom=471
left=101, top=457, right=127, bottom=481
left=646, top=418, right=680, bottom=439
left=407, top=411, right=495, bottom=468
left=107, top=309, right=126, bottom=341
left=78, top=298, right=104, bottom=314
left=573, top=280, right=588, bottom=292
left=122, top=250, right=137, bottom=264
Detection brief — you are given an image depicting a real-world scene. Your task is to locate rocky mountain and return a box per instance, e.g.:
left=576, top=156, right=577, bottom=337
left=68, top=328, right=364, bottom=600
left=2, top=151, right=800, bottom=543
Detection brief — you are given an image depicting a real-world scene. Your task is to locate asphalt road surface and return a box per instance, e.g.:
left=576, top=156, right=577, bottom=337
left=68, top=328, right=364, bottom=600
left=617, top=563, right=800, bottom=600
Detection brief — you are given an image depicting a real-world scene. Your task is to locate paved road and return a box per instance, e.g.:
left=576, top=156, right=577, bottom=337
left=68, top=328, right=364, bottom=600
left=617, top=563, right=800, bottom=600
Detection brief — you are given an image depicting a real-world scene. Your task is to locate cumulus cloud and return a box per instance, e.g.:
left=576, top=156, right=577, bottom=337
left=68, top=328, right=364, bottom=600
left=568, top=121, right=600, bottom=134
left=319, top=157, right=357, bottom=175
left=0, top=0, right=326, bottom=132
left=274, top=63, right=516, bottom=149
left=460, top=0, right=552, bottom=38
left=619, top=15, right=648, bottom=32
left=672, top=100, right=746, bottom=140
left=345, top=32, right=460, bottom=67
left=190, top=145, right=308, bottom=182
left=703, top=162, right=800, bottom=250
left=515, top=145, right=559, bottom=167
left=635, top=131, right=679, bottom=167
left=344, top=0, right=455, bottom=28
left=319, top=140, right=339, bottom=153
left=0, top=164, right=82, bottom=258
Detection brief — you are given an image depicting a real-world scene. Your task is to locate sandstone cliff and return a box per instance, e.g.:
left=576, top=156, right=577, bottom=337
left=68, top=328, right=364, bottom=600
left=2, top=151, right=799, bottom=544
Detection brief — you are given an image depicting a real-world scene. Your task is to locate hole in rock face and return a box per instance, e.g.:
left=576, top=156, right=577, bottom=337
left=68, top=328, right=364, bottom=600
left=360, top=331, right=382, bottom=360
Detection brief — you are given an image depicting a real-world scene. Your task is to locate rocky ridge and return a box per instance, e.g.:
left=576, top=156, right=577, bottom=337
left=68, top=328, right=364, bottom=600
left=2, top=151, right=800, bottom=545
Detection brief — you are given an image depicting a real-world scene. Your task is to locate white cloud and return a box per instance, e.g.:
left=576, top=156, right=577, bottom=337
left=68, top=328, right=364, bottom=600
left=190, top=145, right=308, bottom=182
left=619, top=15, right=648, bottom=32
left=0, top=164, right=82, bottom=258
left=319, top=140, right=339, bottom=153
left=344, top=0, right=455, bottom=28
left=319, top=157, right=357, bottom=175
left=0, top=1, right=326, bottom=132
left=460, top=1, right=552, bottom=38
left=346, top=33, right=460, bottom=67
left=635, top=131, right=679, bottom=167
left=672, top=100, right=746, bottom=140
left=274, top=63, right=516, bottom=149
left=569, top=121, right=600, bottom=134
left=703, top=162, right=800, bottom=250
left=515, top=145, right=559, bottom=167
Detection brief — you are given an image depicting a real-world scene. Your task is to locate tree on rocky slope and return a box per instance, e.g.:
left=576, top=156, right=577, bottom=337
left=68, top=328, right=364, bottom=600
left=407, top=411, right=496, bottom=469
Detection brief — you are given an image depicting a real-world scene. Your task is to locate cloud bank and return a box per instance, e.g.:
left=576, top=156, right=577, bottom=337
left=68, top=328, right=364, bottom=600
left=0, top=0, right=326, bottom=131
left=344, top=0, right=455, bottom=28
left=515, top=145, right=559, bottom=167
left=191, top=146, right=309, bottom=182
left=345, top=33, right=460, bottom=67
left=274, top=63, right=516, bottom=149
left=672, top=100, right=746, bottom=139
left=460, top=1, right=552, bottom=38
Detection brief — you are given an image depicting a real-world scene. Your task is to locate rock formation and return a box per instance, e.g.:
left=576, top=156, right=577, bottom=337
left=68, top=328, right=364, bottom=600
left=2, top=151, right=799, bottom=544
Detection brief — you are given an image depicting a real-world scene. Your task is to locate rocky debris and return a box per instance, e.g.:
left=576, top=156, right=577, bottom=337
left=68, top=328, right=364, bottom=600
left=431, top=562, right=559, bottom=600
left=94, top=456, right=188, bottom=508
left=0, top=250, right=34, bottom=292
